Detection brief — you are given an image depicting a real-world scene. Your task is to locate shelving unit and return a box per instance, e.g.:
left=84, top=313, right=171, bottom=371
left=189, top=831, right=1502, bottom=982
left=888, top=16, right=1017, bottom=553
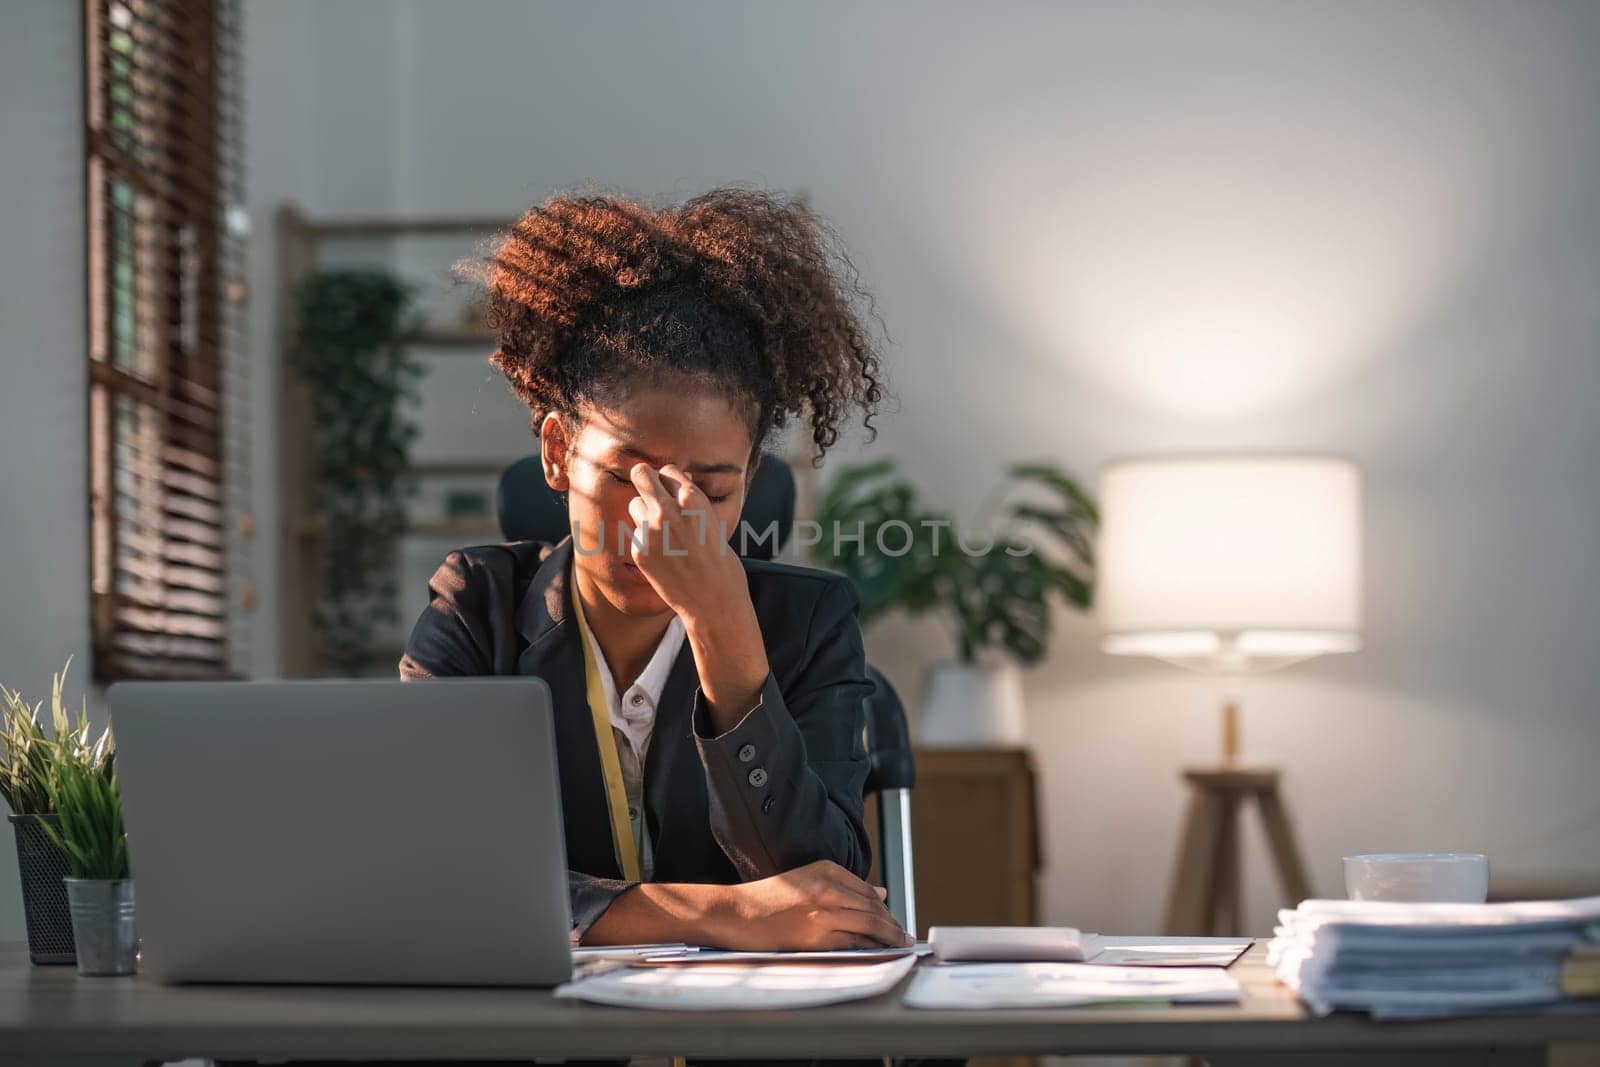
left=275, top=204, right=511, bottom=677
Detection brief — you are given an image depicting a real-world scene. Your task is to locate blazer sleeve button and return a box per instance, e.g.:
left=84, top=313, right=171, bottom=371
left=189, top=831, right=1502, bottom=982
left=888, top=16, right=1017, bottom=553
left=748, top=767, right=768, bottom=788
left=762, top=795, right=775, bottom=813
left=737, top=743, right=757, bottom=763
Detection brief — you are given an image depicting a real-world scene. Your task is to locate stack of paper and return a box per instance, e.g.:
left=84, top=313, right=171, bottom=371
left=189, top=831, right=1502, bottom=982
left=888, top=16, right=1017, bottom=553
left=1269, top=895, right=1600, bottom=1018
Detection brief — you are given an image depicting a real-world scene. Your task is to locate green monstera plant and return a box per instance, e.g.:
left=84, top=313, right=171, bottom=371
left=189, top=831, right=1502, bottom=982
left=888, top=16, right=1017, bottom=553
left=817, top=460, right=1097, bottom=665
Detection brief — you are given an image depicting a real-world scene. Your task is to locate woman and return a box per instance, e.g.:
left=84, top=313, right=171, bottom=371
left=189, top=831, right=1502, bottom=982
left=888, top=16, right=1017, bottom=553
left=400, top=188, right=908, bottom=952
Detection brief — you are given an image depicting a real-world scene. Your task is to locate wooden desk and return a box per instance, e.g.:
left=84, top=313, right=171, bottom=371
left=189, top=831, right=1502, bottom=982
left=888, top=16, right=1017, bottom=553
left=0, top=942, right=1594, bottom=1063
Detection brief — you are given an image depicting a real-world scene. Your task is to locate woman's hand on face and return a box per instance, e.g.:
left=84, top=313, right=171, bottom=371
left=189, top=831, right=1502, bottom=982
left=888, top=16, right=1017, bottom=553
left=714, top=860, right=914, bottom=951
left=626, top=462, right=771, bottom=729
left=624, top=462, right=746, bottom=620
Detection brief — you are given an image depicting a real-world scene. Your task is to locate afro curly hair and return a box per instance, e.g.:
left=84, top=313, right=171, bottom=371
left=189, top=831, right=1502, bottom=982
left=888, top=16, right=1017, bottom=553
left=457, top=187, right=885, bottom=464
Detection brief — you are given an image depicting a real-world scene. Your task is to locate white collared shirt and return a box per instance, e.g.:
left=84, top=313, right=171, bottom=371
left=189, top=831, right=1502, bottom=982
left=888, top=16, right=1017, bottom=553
left=574, top=609, right=687, bottom=881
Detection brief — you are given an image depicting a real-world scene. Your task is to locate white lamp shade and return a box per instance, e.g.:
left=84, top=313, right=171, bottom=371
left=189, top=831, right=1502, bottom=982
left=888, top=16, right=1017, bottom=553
left=1096, top=456, right=1361, bottom=673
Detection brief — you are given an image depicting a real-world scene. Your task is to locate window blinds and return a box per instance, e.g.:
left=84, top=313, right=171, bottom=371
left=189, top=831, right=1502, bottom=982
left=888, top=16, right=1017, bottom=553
left=86, top=0, right=243, bottom=679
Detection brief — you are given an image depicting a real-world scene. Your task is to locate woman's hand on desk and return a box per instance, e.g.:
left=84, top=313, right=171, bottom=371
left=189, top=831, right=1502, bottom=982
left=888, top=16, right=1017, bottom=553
left=716, top=859, right=914, bottom=950
left=584, top=860, right=913, bottom=950
left=626, top=462, right=771, bottom=733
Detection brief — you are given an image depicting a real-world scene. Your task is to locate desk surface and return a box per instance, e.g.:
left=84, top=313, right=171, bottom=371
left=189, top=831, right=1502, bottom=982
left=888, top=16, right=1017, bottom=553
left=0, top=941, right=1596, bottom=1061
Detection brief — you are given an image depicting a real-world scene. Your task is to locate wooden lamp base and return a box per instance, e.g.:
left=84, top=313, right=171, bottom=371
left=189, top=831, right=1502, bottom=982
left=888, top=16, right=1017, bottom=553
left=1164, top=766, right=1313, bottom=935
left=1163, top=703, right=1314, bottom=935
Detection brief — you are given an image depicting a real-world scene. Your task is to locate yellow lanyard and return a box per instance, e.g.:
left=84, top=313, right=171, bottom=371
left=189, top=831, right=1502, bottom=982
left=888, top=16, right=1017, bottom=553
left=572, top=576, right=688, bottom=1066
left=570, top=575, right=643, bottom=883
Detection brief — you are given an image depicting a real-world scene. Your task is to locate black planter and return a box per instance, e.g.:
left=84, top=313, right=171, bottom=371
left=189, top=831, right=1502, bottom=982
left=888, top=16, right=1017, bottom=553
left=8, top=813, right=77, bottom=964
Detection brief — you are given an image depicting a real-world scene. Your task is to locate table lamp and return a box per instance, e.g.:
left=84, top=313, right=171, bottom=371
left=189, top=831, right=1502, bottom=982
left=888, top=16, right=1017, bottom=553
left=1095, top=455, right=1362, bottom=934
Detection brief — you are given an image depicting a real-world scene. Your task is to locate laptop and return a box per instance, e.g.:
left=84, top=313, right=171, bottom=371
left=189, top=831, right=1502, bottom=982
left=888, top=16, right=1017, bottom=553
left=111, top=678, right=573, bottom=986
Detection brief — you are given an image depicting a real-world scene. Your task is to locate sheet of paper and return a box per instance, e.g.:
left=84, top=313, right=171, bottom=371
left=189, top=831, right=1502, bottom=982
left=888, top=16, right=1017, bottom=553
left=1284, top=895, right=1600, bottom=931
left=573, top=943, right=697, bottom=961
left=632, top=945, right=919, bottom=966
left=903, top=962, right=1241, bottom=1010
left=1088, top=936, right=1253, bottom=967
left=555, top=954, right=917, bottom=1010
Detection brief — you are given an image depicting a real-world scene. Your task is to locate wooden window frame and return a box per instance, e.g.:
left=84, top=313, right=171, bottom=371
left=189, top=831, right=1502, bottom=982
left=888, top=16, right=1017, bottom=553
left=85, top=0, right=242, bottom=680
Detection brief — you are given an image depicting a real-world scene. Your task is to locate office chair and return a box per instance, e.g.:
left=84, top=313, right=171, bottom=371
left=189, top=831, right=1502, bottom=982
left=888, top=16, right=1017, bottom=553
left=495, top=451, right=920, bottom=934
left=863, top=665, right=917, bottom=936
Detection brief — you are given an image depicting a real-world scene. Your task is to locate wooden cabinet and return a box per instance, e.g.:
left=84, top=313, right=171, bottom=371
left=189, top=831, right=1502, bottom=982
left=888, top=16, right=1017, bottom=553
left=867, top=747, right=1042, bottom=930
left=907, top=748, right=1042, bottom=928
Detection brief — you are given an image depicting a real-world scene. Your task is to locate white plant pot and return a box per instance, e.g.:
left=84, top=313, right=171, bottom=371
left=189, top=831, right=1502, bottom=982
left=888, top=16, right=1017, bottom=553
left=917, top=661, right=1027, bottom=748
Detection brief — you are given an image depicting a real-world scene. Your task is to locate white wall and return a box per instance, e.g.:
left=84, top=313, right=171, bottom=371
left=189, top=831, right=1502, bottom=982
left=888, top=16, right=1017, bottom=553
left=243, top=0, right=1600, bottom=943
left=0, top=0, right=91, bottom=943
left=242, top=0, right=402, bottom=678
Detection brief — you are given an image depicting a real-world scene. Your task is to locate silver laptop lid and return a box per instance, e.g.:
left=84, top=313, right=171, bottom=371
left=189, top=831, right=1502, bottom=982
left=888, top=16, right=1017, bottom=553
left=111, top=678, right=572, bottom=986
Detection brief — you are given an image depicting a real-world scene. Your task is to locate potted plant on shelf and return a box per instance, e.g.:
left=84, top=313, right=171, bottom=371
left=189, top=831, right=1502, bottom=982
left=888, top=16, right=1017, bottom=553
left=818, top=460, right=1098, bottom=746
left=39, top=751, right=134, bottom=976
left=0, top=659, right=114, bottom=964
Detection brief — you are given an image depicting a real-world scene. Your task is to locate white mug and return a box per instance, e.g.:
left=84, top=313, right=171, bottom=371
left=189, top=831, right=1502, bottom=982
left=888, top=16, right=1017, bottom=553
left=1343, top=853, right=1490, bottom=903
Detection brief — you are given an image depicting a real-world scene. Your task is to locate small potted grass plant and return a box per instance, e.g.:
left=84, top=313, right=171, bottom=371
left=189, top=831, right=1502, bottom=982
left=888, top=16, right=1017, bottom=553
left=39, top=752, right=134, bottom=976
left=0, top=659, right=113, bottom=964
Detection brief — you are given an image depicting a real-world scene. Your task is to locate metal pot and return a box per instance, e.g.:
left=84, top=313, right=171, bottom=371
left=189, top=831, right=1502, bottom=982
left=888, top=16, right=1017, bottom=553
left=63, top=878, right=136, bottom=976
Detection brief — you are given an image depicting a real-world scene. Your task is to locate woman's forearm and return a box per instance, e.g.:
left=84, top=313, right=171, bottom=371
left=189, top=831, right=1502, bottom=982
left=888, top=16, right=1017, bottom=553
left=581, top=861, right=909, bottom=951
left=580, top=881, right=733, bottom=946
left=683, top=604, right=769, bottom=734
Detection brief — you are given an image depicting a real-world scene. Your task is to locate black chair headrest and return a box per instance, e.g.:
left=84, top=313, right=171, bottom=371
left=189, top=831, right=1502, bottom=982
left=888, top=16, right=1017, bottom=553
left=496, top=451, right=797, bottom=561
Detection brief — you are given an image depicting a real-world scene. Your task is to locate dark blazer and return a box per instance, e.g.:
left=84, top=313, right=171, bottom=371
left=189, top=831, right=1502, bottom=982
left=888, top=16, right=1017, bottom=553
left=399, top=536, right=875, bottom=938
